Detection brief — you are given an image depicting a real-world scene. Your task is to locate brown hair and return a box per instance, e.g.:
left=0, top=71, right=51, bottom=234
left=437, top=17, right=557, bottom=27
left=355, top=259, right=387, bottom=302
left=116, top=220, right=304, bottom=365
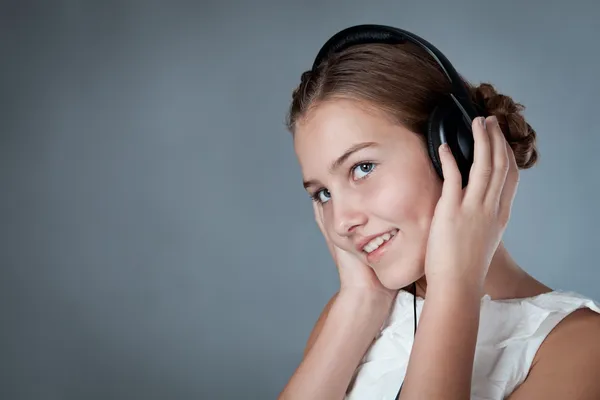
left=286, top=42, right=538, bottom=169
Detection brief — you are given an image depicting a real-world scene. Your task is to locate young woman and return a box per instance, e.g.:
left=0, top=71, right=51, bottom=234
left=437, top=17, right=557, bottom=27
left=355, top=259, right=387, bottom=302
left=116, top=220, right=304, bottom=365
left=278, top=25, right=600, bottom=399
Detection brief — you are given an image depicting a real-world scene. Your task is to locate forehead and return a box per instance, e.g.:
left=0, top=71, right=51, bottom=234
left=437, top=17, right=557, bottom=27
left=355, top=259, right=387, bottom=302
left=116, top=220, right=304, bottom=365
left=294, top=99, right=391, bottom=150
left=293, top=99, right=409, bottom=174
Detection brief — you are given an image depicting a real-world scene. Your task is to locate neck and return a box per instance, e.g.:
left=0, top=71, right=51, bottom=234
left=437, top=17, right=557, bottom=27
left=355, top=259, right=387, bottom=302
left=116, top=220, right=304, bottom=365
left=412, top=241, right=552, bottom=300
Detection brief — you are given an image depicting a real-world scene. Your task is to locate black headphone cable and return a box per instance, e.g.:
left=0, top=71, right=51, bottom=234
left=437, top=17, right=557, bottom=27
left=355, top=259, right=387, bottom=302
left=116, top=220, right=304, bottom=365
left=395, top=282, right=418, bottom=400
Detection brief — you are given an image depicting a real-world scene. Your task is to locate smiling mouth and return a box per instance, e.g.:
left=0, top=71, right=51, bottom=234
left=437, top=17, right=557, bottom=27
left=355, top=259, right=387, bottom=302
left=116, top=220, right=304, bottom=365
left=362, top=229, right=398, bottom=254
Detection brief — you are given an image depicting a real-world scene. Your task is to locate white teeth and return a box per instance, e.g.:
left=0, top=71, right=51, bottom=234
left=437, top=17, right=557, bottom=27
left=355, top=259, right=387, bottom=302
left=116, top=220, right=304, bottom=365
left=363, top=229, right=398, bottom=253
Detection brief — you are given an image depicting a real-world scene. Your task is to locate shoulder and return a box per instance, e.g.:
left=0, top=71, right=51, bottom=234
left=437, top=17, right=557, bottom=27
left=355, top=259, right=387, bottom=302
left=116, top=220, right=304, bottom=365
left=507, top=307, right=600, bottom=399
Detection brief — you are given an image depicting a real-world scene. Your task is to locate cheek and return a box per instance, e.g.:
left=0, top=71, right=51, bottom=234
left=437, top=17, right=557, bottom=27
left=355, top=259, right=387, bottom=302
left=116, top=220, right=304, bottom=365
left=367, top=168, right=441, bottom=227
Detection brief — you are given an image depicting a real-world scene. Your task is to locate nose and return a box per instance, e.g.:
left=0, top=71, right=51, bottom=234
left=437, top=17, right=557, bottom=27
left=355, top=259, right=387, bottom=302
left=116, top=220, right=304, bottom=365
left=332, top=194, right=368, bottom=237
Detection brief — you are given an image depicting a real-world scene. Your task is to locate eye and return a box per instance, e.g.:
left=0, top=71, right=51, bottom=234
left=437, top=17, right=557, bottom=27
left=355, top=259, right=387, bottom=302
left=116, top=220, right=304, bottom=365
left=312, top=188, right=331, bottom=204
left=352, top=162, right=375, bottom=180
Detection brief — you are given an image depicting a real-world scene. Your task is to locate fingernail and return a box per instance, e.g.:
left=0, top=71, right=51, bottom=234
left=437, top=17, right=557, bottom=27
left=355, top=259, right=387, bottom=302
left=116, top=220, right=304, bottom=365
left=479, top=117, right=486, bottom=128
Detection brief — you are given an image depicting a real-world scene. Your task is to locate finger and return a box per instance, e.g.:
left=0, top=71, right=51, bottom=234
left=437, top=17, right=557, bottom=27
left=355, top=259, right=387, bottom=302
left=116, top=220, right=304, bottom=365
left=312, top=202, right=337, bottom=262
left=438, top=143, right=463, bottom=204
left=465, top=116, right=493, bottom=204
left=498, top=141, right=519, bottom=225
left=484, top=116, right=510, bottom=209
left=313, top=202, right=331, bottom=242
left=312, top=201, right=325, bottom=232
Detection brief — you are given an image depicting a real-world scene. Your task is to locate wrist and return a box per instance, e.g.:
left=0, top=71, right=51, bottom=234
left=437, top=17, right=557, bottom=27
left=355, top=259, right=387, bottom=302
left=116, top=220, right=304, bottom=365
left=336, top=288, right=395, bottom=325
left=339, top=286, right=396, bottom=307
left=427, top=267, right=486, bottom=296
left=426, top=278, right=485, bottom=307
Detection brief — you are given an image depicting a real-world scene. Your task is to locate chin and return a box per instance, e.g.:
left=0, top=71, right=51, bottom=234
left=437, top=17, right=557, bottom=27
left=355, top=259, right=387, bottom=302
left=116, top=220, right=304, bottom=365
left=374, top=267, right=413, bottom=291
left=373, top=256, right=425, bottom=291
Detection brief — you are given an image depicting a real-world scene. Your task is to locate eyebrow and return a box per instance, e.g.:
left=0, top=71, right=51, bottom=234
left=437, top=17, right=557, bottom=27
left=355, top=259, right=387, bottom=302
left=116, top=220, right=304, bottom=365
left=302, top=141, right=379, bottom=189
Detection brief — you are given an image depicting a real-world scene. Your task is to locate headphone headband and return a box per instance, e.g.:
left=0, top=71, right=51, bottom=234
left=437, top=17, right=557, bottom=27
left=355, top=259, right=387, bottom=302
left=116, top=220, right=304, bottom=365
left=311, top=24, right=480, bottom=124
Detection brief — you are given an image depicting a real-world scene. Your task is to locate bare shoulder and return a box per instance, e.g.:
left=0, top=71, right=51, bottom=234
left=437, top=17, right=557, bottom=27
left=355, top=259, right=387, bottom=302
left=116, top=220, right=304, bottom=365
left=303, top=292, right=338, bottom=357
left=507, top=307, right=600, bottom=399
left=534, top=307, right=600, bottom=367
left=538, top=307, right=600, bottom=353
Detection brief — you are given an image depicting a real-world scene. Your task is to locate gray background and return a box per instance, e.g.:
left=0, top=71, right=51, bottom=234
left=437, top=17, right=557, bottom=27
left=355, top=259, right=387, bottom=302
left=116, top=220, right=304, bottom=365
left=1, top=1, right=598, bottom=399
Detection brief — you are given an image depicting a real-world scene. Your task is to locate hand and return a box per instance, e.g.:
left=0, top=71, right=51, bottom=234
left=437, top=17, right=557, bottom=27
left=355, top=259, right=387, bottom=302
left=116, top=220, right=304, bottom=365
left=424, top=116, right=519, bottom=291
left=312, top=202, right=397, bottom=301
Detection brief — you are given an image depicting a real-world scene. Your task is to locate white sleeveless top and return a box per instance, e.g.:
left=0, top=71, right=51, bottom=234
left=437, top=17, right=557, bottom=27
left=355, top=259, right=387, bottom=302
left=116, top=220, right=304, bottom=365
left=345, top=290, right=600, bottom=400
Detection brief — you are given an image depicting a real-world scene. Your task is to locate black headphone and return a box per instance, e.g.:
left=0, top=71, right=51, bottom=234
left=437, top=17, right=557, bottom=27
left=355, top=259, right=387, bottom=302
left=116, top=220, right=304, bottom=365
left=311, top=24, right=483, bottom=188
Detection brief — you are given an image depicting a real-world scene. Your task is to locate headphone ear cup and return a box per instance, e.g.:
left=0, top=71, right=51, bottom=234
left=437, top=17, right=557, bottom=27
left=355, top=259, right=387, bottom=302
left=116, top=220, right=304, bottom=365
left=427, top=102, right=474, bottom=188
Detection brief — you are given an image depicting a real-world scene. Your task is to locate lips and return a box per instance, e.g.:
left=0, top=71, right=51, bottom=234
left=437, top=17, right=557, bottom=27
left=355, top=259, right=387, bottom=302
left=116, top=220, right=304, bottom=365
left=356, top=229, right=399, bottom=254
left=365, top=230, right=399, bottom=265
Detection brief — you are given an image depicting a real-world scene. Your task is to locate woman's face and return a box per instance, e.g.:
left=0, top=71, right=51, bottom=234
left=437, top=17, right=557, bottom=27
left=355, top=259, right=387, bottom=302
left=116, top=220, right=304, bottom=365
left=294, top=98, right=443, bottom=289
